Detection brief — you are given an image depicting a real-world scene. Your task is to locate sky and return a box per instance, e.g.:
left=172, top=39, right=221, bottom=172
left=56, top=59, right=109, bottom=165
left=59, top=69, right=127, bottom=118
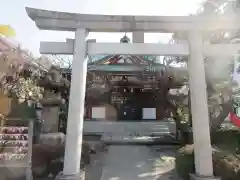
left=0, top=0, right=204, bottom=55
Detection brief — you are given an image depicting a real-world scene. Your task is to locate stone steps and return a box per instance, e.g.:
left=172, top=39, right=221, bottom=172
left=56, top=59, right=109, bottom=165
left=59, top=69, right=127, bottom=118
left=83, top=120, right=176, bottom=136
left=101, top=134, right=180, bottom=145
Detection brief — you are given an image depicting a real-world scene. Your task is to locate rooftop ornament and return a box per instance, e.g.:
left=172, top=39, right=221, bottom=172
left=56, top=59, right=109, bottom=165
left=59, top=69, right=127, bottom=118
left=120, top=33, right=130, bottom=43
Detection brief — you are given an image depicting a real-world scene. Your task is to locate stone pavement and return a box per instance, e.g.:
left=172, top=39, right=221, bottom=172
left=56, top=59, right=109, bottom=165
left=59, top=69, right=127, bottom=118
left=100, top=145, right=180, bottom=180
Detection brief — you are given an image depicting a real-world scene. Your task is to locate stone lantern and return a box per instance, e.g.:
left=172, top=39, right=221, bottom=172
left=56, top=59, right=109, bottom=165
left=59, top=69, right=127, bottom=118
left=38, top=66, right=66, bottom=133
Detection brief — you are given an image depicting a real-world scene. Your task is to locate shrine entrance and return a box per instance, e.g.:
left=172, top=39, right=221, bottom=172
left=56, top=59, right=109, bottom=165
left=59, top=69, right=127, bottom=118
left=26, top=7, right=240, bottom=180
left=111, top=81, right=142, bottom=121
left=84, top=35, right=171, bottom=122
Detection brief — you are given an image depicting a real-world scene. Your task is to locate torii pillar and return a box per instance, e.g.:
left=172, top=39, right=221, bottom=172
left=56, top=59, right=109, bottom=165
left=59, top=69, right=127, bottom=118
left=132, top=31, right=144, bottom=43
left=56, top=28, right=88, bottom=180
left=188, top=30, right=216, bottom=180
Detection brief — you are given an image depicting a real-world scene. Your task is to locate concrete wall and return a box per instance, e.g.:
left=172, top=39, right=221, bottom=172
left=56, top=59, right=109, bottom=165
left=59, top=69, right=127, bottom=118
left=83, top=120, right=176, bottom=136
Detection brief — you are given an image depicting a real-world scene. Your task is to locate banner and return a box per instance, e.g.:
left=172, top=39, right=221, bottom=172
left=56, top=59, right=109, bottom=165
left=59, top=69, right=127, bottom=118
left=230, top=54, right=240, bottom=127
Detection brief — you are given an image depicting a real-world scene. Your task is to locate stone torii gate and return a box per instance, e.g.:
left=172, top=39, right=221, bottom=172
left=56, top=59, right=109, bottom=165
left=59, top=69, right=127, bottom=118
left=26, top=7, right=240, bottom=180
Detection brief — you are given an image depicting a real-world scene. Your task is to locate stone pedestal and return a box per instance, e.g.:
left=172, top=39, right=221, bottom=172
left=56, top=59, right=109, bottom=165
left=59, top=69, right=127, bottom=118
left=39, top=132, right=65, bottom=147
left=55, top=171, right=85, bottom=180
left=190, top=174, right=220, bottom=180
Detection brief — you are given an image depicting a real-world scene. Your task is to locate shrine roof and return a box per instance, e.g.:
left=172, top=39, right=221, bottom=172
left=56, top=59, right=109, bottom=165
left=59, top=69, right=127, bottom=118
left=88, top=64, right=166, bottom=72
left=88, top=55, right=157, bottom=65
left=87, top=55, right=166, bottom=72
left=60, top=55, right=167, bottom=74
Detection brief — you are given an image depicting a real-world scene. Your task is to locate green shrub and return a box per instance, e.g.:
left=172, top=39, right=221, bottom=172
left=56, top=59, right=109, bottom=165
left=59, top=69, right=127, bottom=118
left=176, top=145, right=240, bottom=180
left=211, top=129, right=240, bottom=153
left=175, top=145, right=194, bottom=180
left=213, top=152, right=240, bottom=180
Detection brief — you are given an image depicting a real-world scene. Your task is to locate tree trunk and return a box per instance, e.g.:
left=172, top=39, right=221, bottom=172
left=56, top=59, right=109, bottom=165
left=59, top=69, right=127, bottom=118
left=168, top=90, right=232, bottom=143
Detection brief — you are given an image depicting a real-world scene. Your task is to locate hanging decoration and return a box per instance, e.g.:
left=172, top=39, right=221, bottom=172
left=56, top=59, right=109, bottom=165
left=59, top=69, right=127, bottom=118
left=120, top=33, right=130, bottom=43
left=0, top=125, right=29, bottom=163
left=0, top=134, right=28, bottom=140
left=0, top=127, right=28, bottom=133
left=0, top=140, right=28, bottom=146
left=0, top=153, right=27, bottom=160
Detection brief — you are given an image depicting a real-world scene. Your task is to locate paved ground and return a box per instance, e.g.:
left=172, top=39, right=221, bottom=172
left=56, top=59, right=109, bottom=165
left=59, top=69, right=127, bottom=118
left=99, top=145, right=180, bottom=180
left=34, top=144, right=180, bottom=180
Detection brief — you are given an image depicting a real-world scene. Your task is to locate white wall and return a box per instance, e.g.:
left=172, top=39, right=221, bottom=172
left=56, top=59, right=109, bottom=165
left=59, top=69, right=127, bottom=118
left=142, top=108, right=156, bottom=119
left=92, top=107, right=106, bottom=119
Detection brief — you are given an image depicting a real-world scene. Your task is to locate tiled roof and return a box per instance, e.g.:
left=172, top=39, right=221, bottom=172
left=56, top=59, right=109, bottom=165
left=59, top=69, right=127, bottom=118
left=87, top=54, right=164, bottom=72
left=89, top=55, right=157, bottom=65
left=88, top=64, right=166, bottom=72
